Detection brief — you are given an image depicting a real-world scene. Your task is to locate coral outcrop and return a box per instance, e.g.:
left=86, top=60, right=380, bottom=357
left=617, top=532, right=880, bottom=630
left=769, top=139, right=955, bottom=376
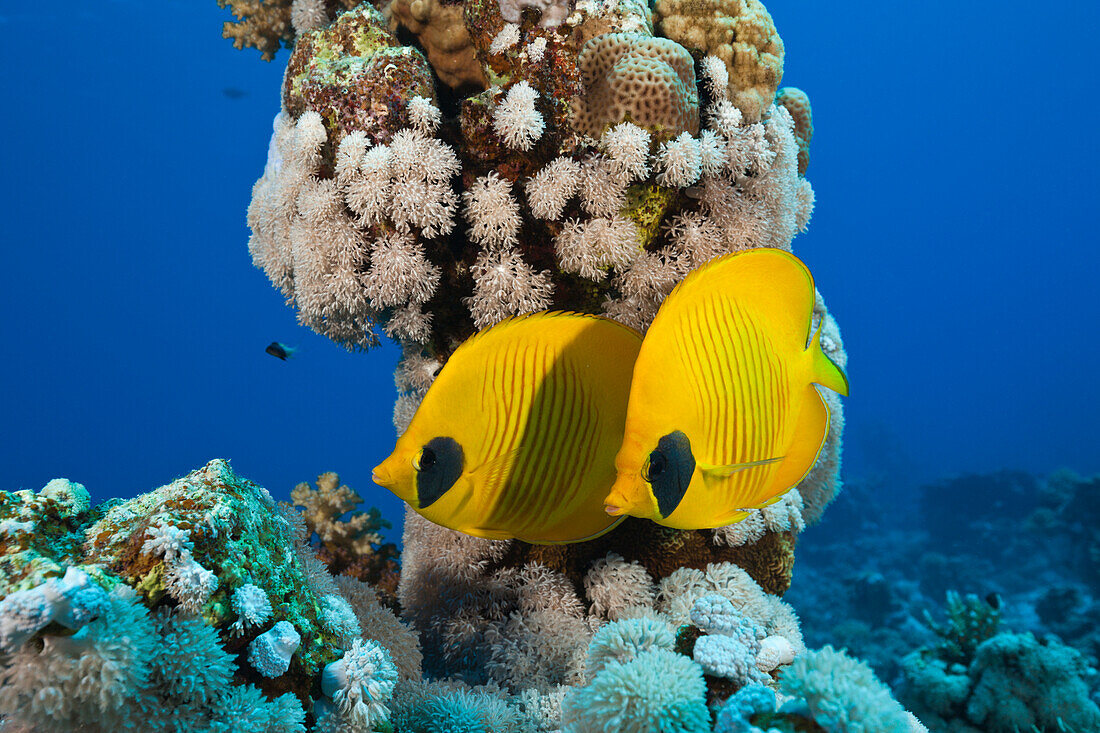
left=211, top=0, right=870, bottom=727
left=0, top=461, right=418, bottom=731
left=245, top=0, right=823, bottom=362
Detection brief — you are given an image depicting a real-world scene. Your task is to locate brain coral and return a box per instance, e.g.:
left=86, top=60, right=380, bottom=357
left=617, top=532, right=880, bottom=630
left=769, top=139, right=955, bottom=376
left=655, top=0, right=784, bottom=122
left=573, top=32, right=700, bottom=140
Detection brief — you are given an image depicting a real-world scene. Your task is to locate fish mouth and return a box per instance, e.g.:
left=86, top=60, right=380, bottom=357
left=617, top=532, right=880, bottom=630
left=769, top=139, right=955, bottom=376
left=371, top=465, right=391, bottom=487
left=604, top=474, right=659, bottom=519
left=602, top=482, right=634, bottom=517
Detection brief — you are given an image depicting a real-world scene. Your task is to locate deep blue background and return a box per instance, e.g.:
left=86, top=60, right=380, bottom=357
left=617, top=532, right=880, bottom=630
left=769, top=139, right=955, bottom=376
left=2, top=1, right=1098, bottom=531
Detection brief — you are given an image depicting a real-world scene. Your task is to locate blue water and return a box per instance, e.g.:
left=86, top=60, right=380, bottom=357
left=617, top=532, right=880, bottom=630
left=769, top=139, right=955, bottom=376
left=2, top=0, right=1098, bottom=521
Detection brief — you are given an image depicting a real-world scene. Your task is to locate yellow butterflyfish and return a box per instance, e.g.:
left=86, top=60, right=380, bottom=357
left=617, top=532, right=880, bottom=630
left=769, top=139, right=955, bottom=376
left=603, top=248, right=849, bottom=529
left=372, top=312, right=642, bottom=543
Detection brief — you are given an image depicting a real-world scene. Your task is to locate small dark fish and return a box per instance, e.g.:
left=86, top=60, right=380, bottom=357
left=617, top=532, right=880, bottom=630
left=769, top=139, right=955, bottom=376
left=985, top=592, right=1002, bottom=610
left=266, top=342, right=297, bottom=361
left=222, top=86, right=248, bottom=100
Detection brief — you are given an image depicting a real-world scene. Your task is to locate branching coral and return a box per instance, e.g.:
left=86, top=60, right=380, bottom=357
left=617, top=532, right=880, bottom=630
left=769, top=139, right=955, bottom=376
left=216, top=0, right=359, bottom=60
left=923, top=590, right=1002, bottom=665
left=289, top=471, right=401, bottom=605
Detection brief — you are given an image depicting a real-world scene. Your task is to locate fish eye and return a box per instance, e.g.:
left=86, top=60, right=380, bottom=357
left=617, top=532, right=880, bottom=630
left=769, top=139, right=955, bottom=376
left=644, top=450, right=667, bottom=482
left=415, top=437, right=465, bottom=510
left=415, top=447, right=437, bottom=472
left=648, top=431, right=695, bottom=519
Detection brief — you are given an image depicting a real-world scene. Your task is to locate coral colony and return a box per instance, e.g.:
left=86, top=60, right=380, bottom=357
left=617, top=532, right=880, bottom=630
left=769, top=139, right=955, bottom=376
left=3, top=0, right=1096, bottom=730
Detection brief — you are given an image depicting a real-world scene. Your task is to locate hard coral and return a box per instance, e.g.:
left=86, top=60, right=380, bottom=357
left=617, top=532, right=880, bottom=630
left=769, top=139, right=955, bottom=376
left=776, top=86, right=812, bottom=175
left=573, top=32, right=700, bottom=140
left=655, top=0, right=784, bottom=122
left=284, top=4, right=438, bottom=150
left=386, top=0, right=487, bottom=89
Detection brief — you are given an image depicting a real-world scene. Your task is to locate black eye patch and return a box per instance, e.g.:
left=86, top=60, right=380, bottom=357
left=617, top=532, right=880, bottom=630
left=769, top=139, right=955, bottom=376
left=647, top=430, right=695, bottom=519
left=416, top=436, right=464, bottom=509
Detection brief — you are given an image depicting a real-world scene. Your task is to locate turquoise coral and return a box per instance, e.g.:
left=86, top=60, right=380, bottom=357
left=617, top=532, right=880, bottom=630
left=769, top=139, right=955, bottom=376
left=779, top=645, right=924, bottom=732
left=561, top=647, right=711, bottom=733
left=0, top=460, right=412, bottom=731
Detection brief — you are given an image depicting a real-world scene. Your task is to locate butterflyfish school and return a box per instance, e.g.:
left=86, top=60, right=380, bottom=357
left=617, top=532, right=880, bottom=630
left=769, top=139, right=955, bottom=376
left=372, top=312, right=642, bottom=544
left=603, top=249, right=849, bottom=529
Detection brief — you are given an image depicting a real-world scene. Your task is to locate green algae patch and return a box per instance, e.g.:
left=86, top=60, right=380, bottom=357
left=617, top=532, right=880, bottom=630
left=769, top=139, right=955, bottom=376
left=623, top=184, right=676, bottom=248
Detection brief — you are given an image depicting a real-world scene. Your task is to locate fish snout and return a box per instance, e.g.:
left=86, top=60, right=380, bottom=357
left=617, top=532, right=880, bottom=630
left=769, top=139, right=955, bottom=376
left=371, top=459, right=394, bottom=488
left=603, top=474, right=645, bottom=517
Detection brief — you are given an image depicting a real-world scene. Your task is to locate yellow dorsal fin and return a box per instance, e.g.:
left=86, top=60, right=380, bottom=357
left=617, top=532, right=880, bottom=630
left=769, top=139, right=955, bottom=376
left=808, top=323, right=849, bottom=396
left=660, top=249, right=818, bottom=353
left=453, top=310, right=643, bottom=358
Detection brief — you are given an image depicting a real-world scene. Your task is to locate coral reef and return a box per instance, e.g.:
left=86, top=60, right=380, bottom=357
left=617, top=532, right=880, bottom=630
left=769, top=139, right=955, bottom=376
left=900, top=608, right=1100, bottom=732
left=0, top=461, right=419, bottom=731
left=785, top=467, right=1100, bottom=733
left=144, top=0, right=955, bottom=727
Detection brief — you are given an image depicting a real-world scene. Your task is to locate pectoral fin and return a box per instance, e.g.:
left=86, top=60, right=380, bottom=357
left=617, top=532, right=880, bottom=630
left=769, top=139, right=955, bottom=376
left=697, top=455, right=786, bottom=477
